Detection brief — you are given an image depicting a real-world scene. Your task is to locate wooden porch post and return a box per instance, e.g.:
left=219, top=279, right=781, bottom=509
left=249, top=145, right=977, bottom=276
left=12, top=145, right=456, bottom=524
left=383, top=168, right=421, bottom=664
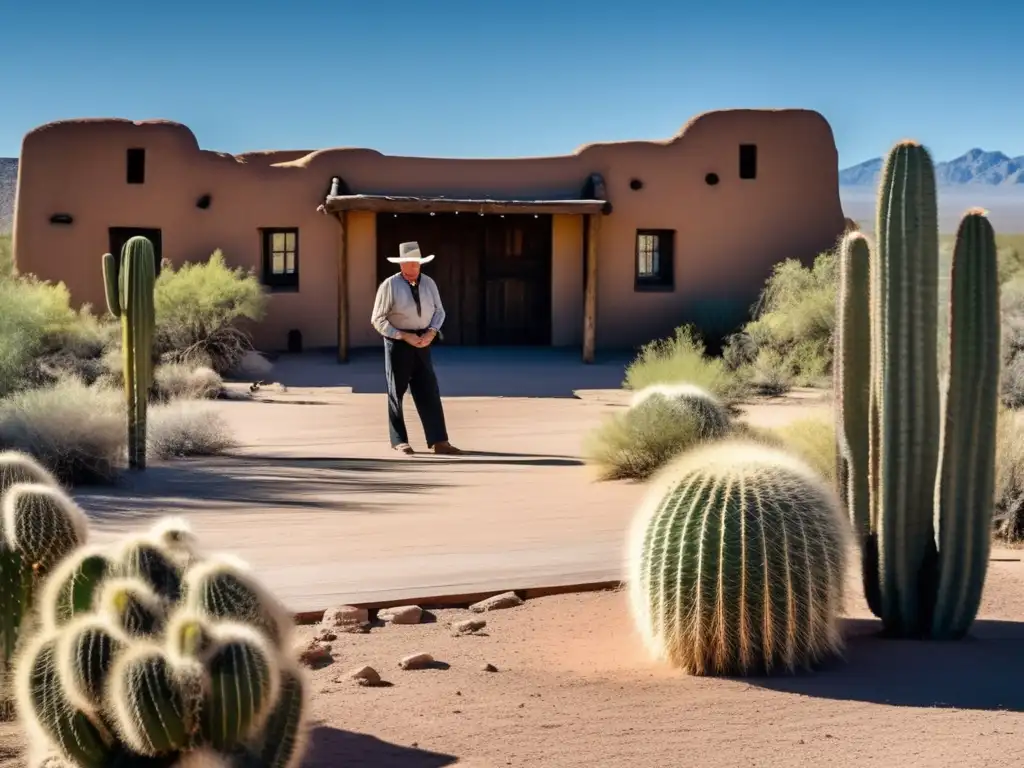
left=333, top=211, right=349, bottom=363
left=582, top=212, right=600, bottom=363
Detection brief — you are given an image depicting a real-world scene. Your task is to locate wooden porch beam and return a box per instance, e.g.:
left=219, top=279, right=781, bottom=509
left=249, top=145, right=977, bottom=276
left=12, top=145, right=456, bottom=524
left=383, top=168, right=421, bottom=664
left=322, top=195, right=607, bottom=216
left=583, top=212, right=601, bottom=364
left=332, top=211, right=349, bottom=363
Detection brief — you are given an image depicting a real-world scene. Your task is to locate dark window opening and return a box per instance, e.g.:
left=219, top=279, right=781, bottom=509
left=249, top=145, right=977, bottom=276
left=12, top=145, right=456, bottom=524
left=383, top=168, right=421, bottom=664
left=635, top=229, right=674, bottom=291
left=261, top=228, right=299, bottom=290
left=126, top=148, right=146, bottom=184
left=108, top=227, right=163, bottom=278
left=739, top=144, right=758, bottom=180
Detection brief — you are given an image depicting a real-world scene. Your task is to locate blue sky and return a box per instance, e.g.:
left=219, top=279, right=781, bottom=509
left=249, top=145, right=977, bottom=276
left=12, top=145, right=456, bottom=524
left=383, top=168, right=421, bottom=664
left=2, top=0, right=1021, bottom=167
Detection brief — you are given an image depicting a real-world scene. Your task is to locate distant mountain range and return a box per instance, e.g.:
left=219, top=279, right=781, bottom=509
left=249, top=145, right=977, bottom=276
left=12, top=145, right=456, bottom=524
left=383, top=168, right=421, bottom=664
left=840, top=148, right=1024, bottom=187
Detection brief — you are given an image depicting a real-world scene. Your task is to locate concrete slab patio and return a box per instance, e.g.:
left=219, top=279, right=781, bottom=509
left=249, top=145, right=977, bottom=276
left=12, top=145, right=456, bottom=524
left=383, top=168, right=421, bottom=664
left=73, top=349, right=833, bottom=613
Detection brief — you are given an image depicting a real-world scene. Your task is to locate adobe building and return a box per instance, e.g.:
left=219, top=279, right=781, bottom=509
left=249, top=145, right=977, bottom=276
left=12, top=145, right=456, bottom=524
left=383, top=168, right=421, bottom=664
left=12, top=109, right=845, bottom=361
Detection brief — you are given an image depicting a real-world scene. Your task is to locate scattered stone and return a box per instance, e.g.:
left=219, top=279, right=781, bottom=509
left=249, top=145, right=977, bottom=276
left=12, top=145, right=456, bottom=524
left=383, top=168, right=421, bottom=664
left=481, top=663, right=498, bottom=673
left=452, top=618, right=487, bottom=635
left=315, top=628, right=338, bottom=642
left=379, top=605, right=423, bottom=625
left=399, top=652, right=436, bottom=670
left=322, top=605, right=370, bottom=633
left=299, top=641, right=333, bottom=668
left=348, top=665, right=382, bottom=686
left=469, top=592, right=523, bottom=613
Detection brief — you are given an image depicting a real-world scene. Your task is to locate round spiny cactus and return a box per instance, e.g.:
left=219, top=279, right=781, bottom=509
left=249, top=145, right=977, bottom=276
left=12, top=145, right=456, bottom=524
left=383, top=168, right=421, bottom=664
left=0, top=451, right=59, bottom=494
left=627, top=440, right=850, bottom=676
left=2, top=483, right=89, bottom=573
left=15, top=516, right=310, bottom=768
left=98, top=577, right=167, bottom=637
left=182, top=558, right=293, bottom=651
left=629, top=383, right=731, bottom=438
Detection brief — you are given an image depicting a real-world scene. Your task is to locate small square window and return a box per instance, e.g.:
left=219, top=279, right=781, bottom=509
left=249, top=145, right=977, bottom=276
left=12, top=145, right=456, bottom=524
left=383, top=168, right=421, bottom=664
left=635, top=229, right=674, bottom=291
left=261, top=228, right=299, bottom=291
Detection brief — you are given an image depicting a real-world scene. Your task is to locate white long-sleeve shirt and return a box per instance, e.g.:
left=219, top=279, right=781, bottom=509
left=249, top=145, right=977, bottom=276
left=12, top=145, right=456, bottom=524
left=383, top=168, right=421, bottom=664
left=371, top=272, right=446, bottom=340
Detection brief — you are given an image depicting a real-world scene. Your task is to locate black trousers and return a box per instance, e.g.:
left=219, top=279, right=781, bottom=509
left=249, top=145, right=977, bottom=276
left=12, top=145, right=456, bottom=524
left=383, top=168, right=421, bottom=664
left=384, top=333, right=449, bottom=448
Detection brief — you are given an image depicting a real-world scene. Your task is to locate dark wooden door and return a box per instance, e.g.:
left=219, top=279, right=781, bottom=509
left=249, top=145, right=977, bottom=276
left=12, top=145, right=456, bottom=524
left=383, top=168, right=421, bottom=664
left=376, top=213, right=551, bottom=345
left=482, top=215, right=552, bottom=345
left=108, top=227, right=163, bottom=276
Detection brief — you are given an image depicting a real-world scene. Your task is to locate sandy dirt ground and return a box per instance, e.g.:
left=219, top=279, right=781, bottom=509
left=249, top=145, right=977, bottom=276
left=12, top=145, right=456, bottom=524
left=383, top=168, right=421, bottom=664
left=3, top=552, right=1022, bottom=768
left=71, top=351, right=830, bottom=612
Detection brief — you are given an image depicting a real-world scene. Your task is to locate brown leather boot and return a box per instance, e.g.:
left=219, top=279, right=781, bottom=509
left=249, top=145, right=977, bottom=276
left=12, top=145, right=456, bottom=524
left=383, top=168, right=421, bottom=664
left=430, top=441, right=462, bottom=455
left=394, top=443, right=415, bottom=455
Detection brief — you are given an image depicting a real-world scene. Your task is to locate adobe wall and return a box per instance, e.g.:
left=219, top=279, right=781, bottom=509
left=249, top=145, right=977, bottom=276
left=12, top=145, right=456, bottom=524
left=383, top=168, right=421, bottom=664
left=13, top=111, right=844, bottom=352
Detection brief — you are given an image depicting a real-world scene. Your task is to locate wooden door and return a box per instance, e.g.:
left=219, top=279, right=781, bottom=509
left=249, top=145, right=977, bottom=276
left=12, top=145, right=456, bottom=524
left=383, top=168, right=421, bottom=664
left=482, top=215, right=552, bottom=345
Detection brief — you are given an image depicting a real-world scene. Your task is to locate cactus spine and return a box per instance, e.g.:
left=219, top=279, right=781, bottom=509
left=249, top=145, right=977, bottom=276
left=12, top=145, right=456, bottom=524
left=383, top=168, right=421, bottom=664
left=627, top=441, right=849, bottom=676
left=15, top=505, right=310, bottom=767
left=0, top=455, right=86, bottom=720
left=102, top=236, right=157, bottom=470
left=835, top=139, right=1001, bottom=639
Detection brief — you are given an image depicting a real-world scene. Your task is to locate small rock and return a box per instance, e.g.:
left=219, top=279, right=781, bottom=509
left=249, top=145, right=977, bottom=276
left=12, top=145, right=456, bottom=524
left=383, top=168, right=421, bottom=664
left=468, top=591, right=523, bottom=613
left=399, top=652, right=435, bottom=670
left=299, top=641, right=333, bottom=668
left=453, top=618, right=487, bottom=635
left=379, top=605, right=423, bottom=625
left=481, top=663, right=498, bottom=672
left=322, top=605, right=369, bottom=627
left=348, top=665, right=382, bottom=686
left=315, top=628, right=338, bottom=642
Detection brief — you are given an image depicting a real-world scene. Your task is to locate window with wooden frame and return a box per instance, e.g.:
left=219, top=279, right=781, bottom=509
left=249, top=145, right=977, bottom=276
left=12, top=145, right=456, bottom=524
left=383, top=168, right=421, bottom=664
left=634, top=229, right=674, bottom=290
left=260, top=228, right=299, bottom=290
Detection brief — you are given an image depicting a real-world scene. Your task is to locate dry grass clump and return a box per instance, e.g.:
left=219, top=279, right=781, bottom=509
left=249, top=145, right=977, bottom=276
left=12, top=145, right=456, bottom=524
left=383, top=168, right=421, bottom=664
left=148, top=402, right=237, bottom=459
left=154, top=362, right=224, bottom=401
left=584, top=384, right=732, bottom=481
left=0, top=375, right=125, bottom=484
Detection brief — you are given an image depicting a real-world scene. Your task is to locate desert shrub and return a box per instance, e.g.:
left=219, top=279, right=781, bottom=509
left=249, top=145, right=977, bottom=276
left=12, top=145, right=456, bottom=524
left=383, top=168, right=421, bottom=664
left=0, top=376, right=125, bottom=484
left=0, top=275, right=117, bottom=396
left=154, top=250, right=267, bottom=374
left=995, top=409, right=1024, bottom=542
left=154, top=362, right=224, bottom=401
left=771, top=416, right=836, bottom=486
left=624, top=325, right=747, bottom=403
left=0, top=234, right=12, bottom=277
left=148, top=401, right=236, bottom=459
left=740, top=251, right=837, bottom=389
left=1000, top=275, right=1024, bottom=408
left=584, top=384, right=732, bottom=481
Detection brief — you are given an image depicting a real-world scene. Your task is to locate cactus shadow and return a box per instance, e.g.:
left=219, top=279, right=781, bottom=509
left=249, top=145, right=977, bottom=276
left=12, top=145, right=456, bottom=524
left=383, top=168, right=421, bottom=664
left=303, top=725, right=459, bottom=766
left=748, top=617, right=1024, bottom=711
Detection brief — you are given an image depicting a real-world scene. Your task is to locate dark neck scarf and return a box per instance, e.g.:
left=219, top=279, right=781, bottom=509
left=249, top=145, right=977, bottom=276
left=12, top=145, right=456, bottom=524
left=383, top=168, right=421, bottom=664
left=405, top=278, right=423, bottom=317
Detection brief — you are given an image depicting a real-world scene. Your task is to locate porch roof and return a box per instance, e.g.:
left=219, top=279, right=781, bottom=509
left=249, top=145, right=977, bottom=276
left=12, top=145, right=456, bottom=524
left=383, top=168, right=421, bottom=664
left=318, top=173, right=611, bottom=217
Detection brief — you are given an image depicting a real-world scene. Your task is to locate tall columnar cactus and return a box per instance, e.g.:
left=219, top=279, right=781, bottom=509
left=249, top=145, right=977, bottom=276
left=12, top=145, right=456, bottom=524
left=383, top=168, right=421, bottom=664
left=627, top=440, right=849, bottom=676
left=102, top=236, right=157, bottom=470
left=0, top=453, right=86, bottom=720
left=14, top=509, right=310, bottom=768
left=835, top=139, right=1001, bottom=639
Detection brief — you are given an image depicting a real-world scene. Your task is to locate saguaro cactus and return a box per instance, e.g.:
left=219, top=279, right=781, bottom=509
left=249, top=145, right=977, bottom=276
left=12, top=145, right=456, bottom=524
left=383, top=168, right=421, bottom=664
left=835, top=139, right=1001, bottom=639
left=102, top=236, right=157, bottom=470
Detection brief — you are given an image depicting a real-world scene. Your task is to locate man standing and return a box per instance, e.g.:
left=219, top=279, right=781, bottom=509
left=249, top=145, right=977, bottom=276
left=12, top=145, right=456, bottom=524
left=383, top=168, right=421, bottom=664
left=371, top=241, right=462, bottom=455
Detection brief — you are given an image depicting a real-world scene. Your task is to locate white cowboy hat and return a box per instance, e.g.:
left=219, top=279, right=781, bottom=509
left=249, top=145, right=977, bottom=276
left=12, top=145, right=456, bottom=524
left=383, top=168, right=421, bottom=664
left=388, top=241, right=435, bottom=264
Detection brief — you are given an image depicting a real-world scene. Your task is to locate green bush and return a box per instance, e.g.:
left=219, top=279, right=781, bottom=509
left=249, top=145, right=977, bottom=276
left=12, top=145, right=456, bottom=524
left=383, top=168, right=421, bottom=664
left=148, top=401, right=236, bottom=459
left=154, top=250, right=267, bottom=374
left=623, top=325, right=747, bottom=403
left=0, top=275, right=115, bottom=397
left=0, top=234, right=12, bottom=278
left=770, top=416, right=836, bottom=486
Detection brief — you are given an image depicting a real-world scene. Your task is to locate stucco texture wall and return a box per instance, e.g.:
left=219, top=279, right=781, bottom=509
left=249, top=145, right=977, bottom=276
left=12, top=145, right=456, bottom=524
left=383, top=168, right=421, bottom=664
left=12, top=110, right=844, bottom=353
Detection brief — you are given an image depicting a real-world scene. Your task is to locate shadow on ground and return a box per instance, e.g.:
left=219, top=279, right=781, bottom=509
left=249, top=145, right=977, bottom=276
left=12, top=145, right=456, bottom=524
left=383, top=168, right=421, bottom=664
left=264, top=347, right=631, bottom=398
left=303, top=726, right=458, bottom=767
left=74, top=455, right=447, bottom=523
left=750, top=617, right=1024, bottom=711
